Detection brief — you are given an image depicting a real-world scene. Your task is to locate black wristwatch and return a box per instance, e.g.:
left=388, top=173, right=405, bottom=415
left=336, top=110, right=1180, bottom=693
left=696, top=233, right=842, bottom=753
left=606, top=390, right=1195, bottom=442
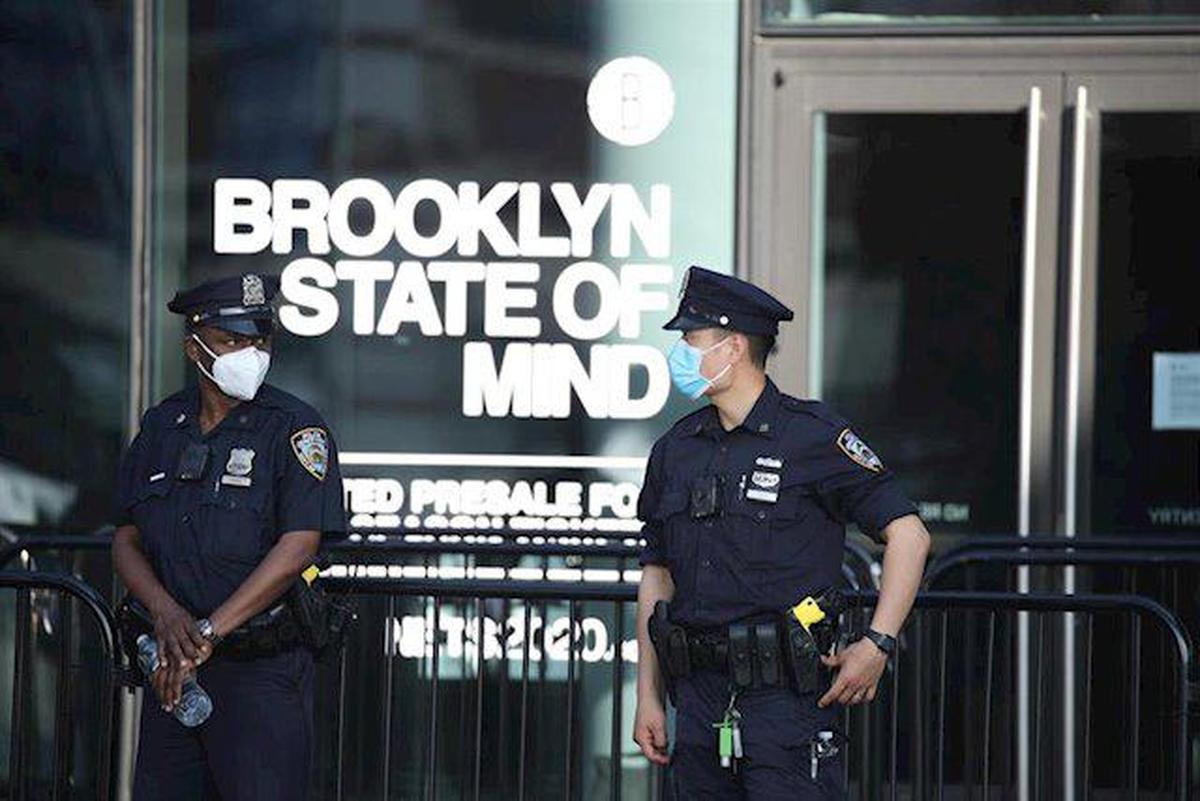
left=863, top=628, right=896, bottom=657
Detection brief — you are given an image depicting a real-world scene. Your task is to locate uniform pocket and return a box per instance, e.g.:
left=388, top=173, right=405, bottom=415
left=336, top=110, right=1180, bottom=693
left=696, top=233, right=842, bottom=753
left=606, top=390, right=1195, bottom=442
left=131, top=478, right=170, bottom=510
left=731, top=482, right=816, bottom=569
left=192, top=490, right=267, bottom=562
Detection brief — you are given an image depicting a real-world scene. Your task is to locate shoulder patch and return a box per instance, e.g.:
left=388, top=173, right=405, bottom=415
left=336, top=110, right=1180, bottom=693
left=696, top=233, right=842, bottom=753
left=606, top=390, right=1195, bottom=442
left=836, top=428, right=883, bottom=473
left=290, top=427, right=329, bottom=481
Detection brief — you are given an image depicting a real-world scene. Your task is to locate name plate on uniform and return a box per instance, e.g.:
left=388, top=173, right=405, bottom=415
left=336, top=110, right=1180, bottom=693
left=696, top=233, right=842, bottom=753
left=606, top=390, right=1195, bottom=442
left=221, top=474, right=252, bottom=487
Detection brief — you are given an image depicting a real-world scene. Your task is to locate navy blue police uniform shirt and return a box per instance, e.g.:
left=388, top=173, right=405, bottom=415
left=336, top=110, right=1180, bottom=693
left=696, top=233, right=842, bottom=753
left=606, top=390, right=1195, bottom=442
left=113, top=384, right=347, bottom=617
left=637, top=378, right=916, bottom=629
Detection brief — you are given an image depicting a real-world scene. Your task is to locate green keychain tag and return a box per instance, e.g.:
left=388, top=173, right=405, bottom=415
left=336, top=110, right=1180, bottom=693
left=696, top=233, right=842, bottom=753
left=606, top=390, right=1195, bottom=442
left=718, top=723, right=733, bottom=759
left=715, top=691, right=739, bottom=770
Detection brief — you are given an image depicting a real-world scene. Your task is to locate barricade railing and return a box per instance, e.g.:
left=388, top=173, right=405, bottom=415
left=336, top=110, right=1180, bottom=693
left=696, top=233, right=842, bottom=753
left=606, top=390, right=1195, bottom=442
left=0, top=570, right=123, bottom=801
left=933, top=534, right=1200, bottom=560
left=0, top=532, right=877, bottom=592
left=922, top=545, right=1200, bottom=798
left=845, top=590, right=1191, bottom=801
left=0, top=566, right=1187, bottom=800
left=309, top=576, right=1192, bottom=801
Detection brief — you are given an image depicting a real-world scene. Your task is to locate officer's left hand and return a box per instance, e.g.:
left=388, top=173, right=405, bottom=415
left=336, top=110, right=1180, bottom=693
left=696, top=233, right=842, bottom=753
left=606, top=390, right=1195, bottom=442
left=817, top=638, right=887, bottom=708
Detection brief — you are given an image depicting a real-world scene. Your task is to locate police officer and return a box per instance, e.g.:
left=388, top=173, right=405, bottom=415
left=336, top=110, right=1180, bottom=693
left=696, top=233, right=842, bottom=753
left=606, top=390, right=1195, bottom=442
left=632, top=266, right=931, bottom=799
left=112, top=273, right=346, bottom=801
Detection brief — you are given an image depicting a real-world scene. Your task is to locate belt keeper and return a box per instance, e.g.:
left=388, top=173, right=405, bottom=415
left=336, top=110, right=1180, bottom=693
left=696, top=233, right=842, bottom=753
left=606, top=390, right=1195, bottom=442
left=666, top=625, right=692, bottom=679
left=729, top=624, right=754, bottom=689
left=754, top=623, right=783, bottom=687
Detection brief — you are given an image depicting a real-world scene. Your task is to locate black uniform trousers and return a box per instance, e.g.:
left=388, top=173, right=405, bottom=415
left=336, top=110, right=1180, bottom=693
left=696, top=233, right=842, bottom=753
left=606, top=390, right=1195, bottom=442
left=667, top=669, right=845, bottom=800
left=133, top=647, right=314, bottom=801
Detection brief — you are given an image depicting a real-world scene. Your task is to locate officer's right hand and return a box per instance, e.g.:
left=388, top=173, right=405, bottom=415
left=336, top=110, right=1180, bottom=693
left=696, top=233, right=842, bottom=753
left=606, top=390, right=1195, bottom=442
left=633, top=699, right=671, bottom=765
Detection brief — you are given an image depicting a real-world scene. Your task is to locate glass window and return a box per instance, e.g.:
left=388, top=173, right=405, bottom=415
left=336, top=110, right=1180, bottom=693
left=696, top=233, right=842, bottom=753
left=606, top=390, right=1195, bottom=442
left=0, top=2, right=131, bottom=529
left=813, top=112, right=1027, bottom=536
left=0, top=4, right=132, bottom=797
left=149, top=2, right=738, bottom=797
left=1091, top=112, right=1200, bottom=535
left=762, top=0, right=1200, bottom=28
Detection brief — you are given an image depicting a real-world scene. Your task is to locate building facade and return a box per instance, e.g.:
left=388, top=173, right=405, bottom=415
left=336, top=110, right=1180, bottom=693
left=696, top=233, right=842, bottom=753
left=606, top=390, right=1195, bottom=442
left=1, top=2, right=1197, bottom=799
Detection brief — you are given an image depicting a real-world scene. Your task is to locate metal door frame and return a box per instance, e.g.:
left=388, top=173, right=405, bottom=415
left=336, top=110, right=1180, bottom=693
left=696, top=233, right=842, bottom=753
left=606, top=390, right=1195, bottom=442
left=740, top=35, right=1200, bottom=801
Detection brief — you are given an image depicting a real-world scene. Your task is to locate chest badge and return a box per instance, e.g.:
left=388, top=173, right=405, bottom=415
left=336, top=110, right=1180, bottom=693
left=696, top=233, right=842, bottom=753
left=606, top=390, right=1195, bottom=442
left=755, top=456, right=783, bottom=469
left=837, top=428, right=883, bottom=473
left=226, top=448, right=255, bottom=476
left=221, top=448, right=255, bottom=487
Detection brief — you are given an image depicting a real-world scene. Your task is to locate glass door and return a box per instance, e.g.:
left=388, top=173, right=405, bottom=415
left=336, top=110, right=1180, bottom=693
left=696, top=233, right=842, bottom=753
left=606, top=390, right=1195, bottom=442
left=753, top=65, right=1063, bottom=801
left=1059, top=71, right=1200, bottom=801
left=758, top=72, right=1063, bottom=542
left=1064, top=73, right=1200, bottom=540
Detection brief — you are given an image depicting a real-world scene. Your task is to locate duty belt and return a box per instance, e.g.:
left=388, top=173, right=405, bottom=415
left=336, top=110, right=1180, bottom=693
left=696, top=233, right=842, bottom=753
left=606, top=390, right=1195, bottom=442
left=650, top=605, right=789, bottom=693
left=220, top=601, right=303, bottom=660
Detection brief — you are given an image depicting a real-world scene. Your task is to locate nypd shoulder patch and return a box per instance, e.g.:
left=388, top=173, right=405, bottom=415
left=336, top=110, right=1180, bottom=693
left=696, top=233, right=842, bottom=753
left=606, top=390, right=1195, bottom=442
left=290, top=427, right=329, bottom=481
left=836, top=428, right=883, bottom=473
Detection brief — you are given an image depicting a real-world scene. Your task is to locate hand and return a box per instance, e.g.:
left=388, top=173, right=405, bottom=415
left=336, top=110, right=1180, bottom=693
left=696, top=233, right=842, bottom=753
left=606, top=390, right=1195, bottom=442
left=633, top=697, right=671, bottom=765
left=150, top=657, right=193, bottom=712
left=818, top=638, right=888, bottom=708
left=151, top=602, right=211, bottom=677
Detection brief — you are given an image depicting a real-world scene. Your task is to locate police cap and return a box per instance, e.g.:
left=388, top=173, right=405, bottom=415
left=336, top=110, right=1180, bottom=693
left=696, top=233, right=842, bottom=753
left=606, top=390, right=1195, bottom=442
left=663, top=265, right=794, bottom=336
left=167, top=273, right=279, bottom=337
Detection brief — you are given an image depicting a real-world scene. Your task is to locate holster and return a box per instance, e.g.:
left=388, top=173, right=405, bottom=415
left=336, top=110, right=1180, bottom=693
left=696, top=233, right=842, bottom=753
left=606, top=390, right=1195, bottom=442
left=286, top=569, right=357, bottom=662
left=783, top=588, right=846, bottom=694
left=648, top=600, right=688, bottom=703
left=784, top=617, right=822, bottom=694
left=222, top=568, right=356, bottom=661
left=115, top=596, right=155, bottom=687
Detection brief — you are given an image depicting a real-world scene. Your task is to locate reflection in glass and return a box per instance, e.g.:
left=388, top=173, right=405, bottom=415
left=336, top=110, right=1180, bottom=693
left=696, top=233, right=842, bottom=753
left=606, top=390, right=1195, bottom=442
left=0, top=3, right=131, bottom=529
left=1091, top=112, right=1200, bottom=535
left=814, top=113, right=1026, bottom=536
left=153, top=2, right=737, bottom=799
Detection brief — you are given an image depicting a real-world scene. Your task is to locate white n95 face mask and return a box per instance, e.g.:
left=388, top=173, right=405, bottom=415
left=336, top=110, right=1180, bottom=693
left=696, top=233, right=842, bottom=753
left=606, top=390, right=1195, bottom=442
left=192, top=334, right=271, bottom=401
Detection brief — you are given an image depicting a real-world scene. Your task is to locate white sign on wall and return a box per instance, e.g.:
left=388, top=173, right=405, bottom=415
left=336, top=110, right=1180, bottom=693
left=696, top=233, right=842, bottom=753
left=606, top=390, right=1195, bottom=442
left=1152, top=352, right=1200, bottom=431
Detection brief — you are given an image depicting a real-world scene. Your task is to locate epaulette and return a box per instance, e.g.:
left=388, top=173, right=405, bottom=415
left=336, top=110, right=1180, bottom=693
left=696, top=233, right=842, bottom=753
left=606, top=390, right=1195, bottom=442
left=665, top=405, right=713, bottom=437
left=780, top=396, right=845, bottom=429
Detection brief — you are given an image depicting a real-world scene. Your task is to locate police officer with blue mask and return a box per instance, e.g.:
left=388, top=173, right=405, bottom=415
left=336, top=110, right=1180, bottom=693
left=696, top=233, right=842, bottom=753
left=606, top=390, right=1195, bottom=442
left=633, top=266, right=931, bottom=799
left=112, top=273, right=346, bottom=801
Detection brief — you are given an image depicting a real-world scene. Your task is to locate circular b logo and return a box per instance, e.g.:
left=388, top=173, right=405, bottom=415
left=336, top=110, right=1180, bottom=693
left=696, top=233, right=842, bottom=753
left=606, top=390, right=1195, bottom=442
left=587, top=56, right=675, bottom=147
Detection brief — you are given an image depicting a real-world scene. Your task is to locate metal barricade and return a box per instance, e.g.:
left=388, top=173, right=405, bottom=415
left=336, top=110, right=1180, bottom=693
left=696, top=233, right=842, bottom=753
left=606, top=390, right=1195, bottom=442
left=0, top=567, right=1187, bottom=800
left=0, top=570, right=123, bottom=801
left=311, top=576, right=1192, bottom=801
left=844, top=590, right=1191, bottom=801
left=925, top=546, right=1200, bottom=678
left=9, top=534, right=1190, bottom=798
left=313, top=576, right=645, bottom=801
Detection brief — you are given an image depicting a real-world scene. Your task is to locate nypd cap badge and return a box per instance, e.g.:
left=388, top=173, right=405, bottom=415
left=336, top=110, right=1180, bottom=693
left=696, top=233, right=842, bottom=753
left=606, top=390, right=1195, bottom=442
left=242, top=273, right=266, bottom=307
left=291, top=427, right=329, bottom=481
left=837, top=428, right=883, bottom=473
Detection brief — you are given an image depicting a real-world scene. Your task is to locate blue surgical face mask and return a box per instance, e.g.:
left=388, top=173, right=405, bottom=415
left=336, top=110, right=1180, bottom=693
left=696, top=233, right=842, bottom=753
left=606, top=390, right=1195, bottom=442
left=667, top=336, right=731, bottom=400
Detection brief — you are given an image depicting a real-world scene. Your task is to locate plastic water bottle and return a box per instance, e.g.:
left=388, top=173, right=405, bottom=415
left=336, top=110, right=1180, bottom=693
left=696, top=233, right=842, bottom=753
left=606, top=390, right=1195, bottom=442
left=135, top=634, right=213, bottom=727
